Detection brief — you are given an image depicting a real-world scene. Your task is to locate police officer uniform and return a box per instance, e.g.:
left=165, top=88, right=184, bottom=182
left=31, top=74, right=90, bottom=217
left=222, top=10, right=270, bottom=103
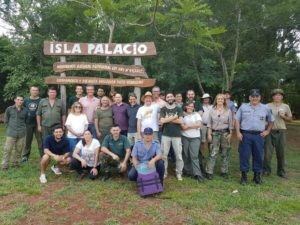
left=235, top=89, right=274, bottom=184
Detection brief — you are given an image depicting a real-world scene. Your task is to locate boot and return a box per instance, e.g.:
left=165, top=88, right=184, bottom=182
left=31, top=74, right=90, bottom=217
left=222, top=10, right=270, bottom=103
left=240, top=172, right=247, bottom=185
left=253, top=172, right=263, bottom=184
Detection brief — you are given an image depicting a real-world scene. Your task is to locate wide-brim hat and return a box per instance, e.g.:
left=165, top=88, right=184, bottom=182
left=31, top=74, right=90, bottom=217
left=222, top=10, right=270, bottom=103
left=141, top=91, right=153, bottom=102
left=271, top=88, right=284, bottom=97
left=201, top=93, right=212, bottom=99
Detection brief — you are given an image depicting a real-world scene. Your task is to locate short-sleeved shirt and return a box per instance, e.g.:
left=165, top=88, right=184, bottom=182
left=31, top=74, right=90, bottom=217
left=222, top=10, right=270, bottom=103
left=95, top=107, right=113, bottom=131
left=43, top=135, right=69, bottom=155
left=207, top=107, right=233, bottom=131
left=36, top=98, right=66, bottom=127
left=75, top=139, right=100, bottom=167
left=181, top=112, right=202, bottom=138
left=4, top=105, right=28, bottom=138
left=65, top=113, right=89, bottom=138
left=136, top=104, right=160, bottom=132
left=68, top=95, right=81, bottom=108
left=102, top=134, right=130, bottom=159
left=112, top=103, right=129, bottom=131
left=235, top=103, right=274, bottom=132
left=127, top=104, right=141, bottom=133
left=24, top=97, right=41, bottom=126
left=79, top=96, right=100, bottom=124
left=160, top=105, right=183, bottom=137
left=131, top=140, right=161, bottom=163
left=200, top=104, right=213, bottom=125
left=267, top=102, right=292, bottom=130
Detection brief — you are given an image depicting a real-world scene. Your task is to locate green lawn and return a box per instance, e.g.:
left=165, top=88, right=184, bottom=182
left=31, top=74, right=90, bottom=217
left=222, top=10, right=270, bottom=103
left=0, top=124, right=299, bottom=225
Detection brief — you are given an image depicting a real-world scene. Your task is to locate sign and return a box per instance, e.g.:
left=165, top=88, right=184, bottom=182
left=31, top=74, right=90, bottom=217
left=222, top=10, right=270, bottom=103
left=45, top=76, right=156, bottom=87
left=44, top=41, right=157, bottom=56
left=53, top=62, right=148, bottom=78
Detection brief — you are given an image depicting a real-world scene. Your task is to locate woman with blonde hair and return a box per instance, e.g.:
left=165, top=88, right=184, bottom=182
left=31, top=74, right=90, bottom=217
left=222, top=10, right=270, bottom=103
left=206, top=94, right=233, bottom=180
left=65, top=102, right=89, bottom=153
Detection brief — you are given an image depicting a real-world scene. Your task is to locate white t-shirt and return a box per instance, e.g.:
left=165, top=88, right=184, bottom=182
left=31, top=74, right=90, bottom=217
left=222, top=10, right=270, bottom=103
left=75, top=139, right=100, bottom=167
left=65, top=113, right=89, bottom=138
left=181, top=113, right=202, bottom=138
left=136, top=104, right=160, bottom=131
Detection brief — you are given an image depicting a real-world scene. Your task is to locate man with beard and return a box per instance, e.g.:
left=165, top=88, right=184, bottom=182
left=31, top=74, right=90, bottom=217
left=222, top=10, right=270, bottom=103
left=184, top=90, right=203, bottom=112
left=160, top=92, right=184, bottom=181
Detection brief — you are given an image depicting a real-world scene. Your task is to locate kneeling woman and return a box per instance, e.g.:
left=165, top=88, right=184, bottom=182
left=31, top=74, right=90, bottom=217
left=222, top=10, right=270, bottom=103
left=206, top=94, right=233, bottom=180
left=71, top=130, right=101, bottom=180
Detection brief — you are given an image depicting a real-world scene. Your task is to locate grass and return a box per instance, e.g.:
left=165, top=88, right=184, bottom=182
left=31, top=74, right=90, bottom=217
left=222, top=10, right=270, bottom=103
left=0, top=123, right=299, bottom=225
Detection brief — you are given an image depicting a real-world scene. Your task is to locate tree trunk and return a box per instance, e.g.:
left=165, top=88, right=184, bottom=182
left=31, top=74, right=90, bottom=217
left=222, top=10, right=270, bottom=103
left=106, top=21, right=115, bottom=91
left=192, top=60, right=205, bottom=95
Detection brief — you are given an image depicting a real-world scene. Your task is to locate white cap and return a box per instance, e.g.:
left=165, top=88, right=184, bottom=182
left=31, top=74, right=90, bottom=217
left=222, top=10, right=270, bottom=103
left=201, top=93, right=211, bottom=99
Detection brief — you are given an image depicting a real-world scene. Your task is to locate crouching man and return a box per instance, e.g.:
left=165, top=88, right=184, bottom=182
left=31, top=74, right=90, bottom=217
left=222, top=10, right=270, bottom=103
left=39, top=126, right=71, bottom=183
left=128, top=127, right=165, bottom=185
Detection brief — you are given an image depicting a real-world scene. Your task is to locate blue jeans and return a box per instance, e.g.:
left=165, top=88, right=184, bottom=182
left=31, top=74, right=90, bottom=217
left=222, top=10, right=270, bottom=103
left=68, top=138, right=81, bottom=154
left=88, top=124, right=97, bottom=138
left=239, top=132, right=264, bottom=173
left=128, top=160, right=165, bottom=184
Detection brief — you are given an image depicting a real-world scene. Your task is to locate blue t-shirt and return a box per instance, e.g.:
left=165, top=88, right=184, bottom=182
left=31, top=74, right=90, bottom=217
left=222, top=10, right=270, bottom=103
left=131, top=140, right=161, bottom=162
left=43, top=135, right=70, bottom=155
left=126, top=104, right=141, bottom=133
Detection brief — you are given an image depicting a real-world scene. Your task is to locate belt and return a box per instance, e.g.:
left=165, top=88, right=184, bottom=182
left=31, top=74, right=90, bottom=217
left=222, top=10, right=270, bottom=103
left=212, top=129, right=229, bottom=133
left=203, top=123, right=207, bottom=126
left=240, top=130, right=261, bottom=135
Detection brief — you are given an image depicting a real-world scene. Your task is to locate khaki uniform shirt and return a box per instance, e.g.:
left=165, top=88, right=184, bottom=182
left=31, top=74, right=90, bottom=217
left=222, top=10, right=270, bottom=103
left=4, top=105, right=28, bottom=138
left=207, top=107, right=233, bottom=131
left=267, top=102, right=292, bottom=130
left=36, top=98, right=66, bottom=127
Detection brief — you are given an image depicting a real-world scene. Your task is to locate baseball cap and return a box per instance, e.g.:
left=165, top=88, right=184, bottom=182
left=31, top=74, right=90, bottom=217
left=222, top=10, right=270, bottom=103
left=249, top=89, right=261, bottom=97
left=201, top=93, right=211, bottom=99
left=143, top=127, right=153, bottom=135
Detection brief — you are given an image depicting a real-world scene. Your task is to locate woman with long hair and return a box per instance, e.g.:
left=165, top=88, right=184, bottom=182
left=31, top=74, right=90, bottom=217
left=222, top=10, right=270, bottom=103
left=206, top=94, right=233, bottom=180
left=95, top=96, right=114, bottom=143
left=181, top=101, right=205, bottom=182
left=65, top=102, right=89, bottom=153
left=70, top=130, right=100, bottom=180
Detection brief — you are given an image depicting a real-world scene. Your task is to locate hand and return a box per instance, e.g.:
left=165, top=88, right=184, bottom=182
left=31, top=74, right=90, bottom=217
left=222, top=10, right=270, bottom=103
left=148, top=159, right=155, bottom=168
left=37, top=125, right=42, bottom=133
left=81, top=159, right=87, bottom=168
left=112, top=154, right=120, bottom=161
left=181, top=124, right=188, bottom=130
left=237, top=132, right=243, bottom=141
left=96, top=132, right=102, bottom=139
left=279, top=113, right=285, bottom=119
left=53, top=154, right=61, bottom=161
left=260, top=130, right=269, bottom=138
left=119, top=162, right=127, bottom=172
left=207, top=134, right=212, bottom=143
left=91, top=167, right=98, bottom=176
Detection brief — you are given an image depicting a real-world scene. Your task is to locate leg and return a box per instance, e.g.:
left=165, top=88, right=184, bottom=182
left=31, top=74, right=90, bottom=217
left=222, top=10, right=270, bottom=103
left=2, top=137, right=16, bottom=169
left=34, top=126, right=43, bottom=157
left=182, top=136, right=192, bottom=175
left=220, top=132, right=230, bottom=174
left=88, top=124, right=97, bottom=138
left=263, top=132, right=274, bottom=174
left=206, top=133, right=221, bottom=175
left=88, top=165, right=100, bottom=180
left=252, top=135, right=265, bottom=173
left=128, top=166, right=138, bottom=181
left=161, top=136, right=171, bottom=176
left=40, top=154, right=51, bottom=174
left=155, top=159, right=165, bottom=184
left=13, top=136, right=26, bottom=166
left=171, top=137, right=184, bottom=176
left=189, top=137, right=202, bottom=176
left=68, top=138, right=80, bottom=155
left=23, top=125, right=34, bottom=159
left=275, top=130, right=286, bottom=176
left=70, top=158, right=84, bottom=175
left=239, top=133, right=252, bottom=172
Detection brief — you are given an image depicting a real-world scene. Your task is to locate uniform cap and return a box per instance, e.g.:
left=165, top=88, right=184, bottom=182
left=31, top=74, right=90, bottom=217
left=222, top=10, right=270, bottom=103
left=271, top=89, right=284, bottom=96
left=249, top=89, right=261, bottom=97
left=143, top=127, right=153, bottom=135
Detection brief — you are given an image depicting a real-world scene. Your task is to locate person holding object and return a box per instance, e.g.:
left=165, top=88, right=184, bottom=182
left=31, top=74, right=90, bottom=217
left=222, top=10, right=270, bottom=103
left=128, top=127, right=164, bottom=184
left=235, top=89, right=274, bottom=185
left=70, top=130, right=101, bottom=180
left=206, top=94, right=233, bottom=180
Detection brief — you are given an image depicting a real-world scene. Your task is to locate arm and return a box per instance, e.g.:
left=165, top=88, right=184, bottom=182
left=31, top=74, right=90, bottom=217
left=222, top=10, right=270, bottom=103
left=36, top=115, right=42, bottom=132
left=101, top=146, right=119, bottom=161
left=137, top=119, right=142, bottom=139
left=235, top=120, right=243, bottom=141
left=44, top=148, right=63, bottom=161
left=132, top=156, right=139, bottom=168
left=90, top=147, right=100, bottom=175
left=171, top=117, right=183, bottom=124
left=281, top=115, right=292, bottom=122
left=4, top=108, right=9, bottom=125
left=119, top=148, right=131, bottom=172
left=94, top=118, right=101, bottom=138
left=261, top=122, right=273, bottom=137
left=160, top=115, right=178, bottom=124
left=61, top=115, right=66, bottom=129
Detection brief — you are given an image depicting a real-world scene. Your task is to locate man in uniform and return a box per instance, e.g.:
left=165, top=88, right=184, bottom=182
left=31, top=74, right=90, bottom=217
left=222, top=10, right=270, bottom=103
left=263, top=89, right=292, bottom=178
left=235, top=89, right=274, bottom=185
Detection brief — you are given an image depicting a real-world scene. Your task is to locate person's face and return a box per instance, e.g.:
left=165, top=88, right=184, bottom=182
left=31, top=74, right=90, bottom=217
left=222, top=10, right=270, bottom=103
left=144, top=96, right=152, bottom=106
left=203, top=98, right=210, bottom=104
left=224, top=93, right=230, bottom=100
left=74, top=103, right=82, bottom=113
left=30, top=87, right=39, bottom=97
left=101, top=97, right=109, bottom=107
left=187, top=91, right=195, bottom=100
left=186, top=103, right=194, bottom=113
left=159, top=94, right=165, bottom=100
left=15, top=97, right=24, bottom=107
left=152, top=88, right=160, bottom=98
left=273, top=94, right=283, bottom=102
left=53, top=128, right=64, bottom=139
left=114, top=94, right=122, bottom=104
left=83, top=131, right=92, bottom=141
left=216, top=95, right=225, bottom=106
left=129, top=96, right=137, bottom=106
left=175, top=94, right=182, bottom=103
left=249, top=95, right=261, bottom=105
left=97, top=88, right=105, bottom=97
left=75, top=86, right=83, bottom=95
left=86, top=86, right=95, bottom=96
left=166, top=93, right=175, bottom=104
left=111, top=127, right=121, bottom=137
left=143, top=134, right=153, bottom=142
left=48, top=90, right=57, bottom=99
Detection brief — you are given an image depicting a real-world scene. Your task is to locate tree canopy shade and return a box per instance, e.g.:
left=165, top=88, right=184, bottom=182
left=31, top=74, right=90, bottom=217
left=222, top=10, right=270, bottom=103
left=0, top=0, right=299, bottom=115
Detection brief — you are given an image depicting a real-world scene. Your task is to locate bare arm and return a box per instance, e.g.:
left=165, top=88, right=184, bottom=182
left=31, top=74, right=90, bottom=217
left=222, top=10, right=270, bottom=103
left=122, top=148, right=131, bottom=164
left=72, top=147, right=83, bottom=162
left=132, top=156, right=139, bottom=168
left=160, top=115, right=178, bottom=124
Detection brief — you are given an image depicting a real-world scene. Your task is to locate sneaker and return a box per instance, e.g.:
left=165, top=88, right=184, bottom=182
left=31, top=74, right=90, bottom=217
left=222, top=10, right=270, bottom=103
left=39, top=174, right=47, bottom=184
left=21, top=157, right=28, bottom=163
left=194, top=175, right=205, bottom=183
left=51, top=165, right=62, bottom=175
left=176, top=174, right=183, bottom=181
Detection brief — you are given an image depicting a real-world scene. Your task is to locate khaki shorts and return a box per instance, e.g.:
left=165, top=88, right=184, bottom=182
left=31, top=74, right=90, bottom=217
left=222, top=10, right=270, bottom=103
left=200, top=126, right=208, bottom=143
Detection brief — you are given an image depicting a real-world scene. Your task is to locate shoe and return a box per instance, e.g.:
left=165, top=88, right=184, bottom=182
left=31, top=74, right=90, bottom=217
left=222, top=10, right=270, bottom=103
left=194, top=175, right=204, bottom=183
left=21, top=157, right=28, bottom=163
left=206, top=173, right=213, bottom=180
left=220, top=173, right=229, bottom=179
left=39, top=174, right=47, bottom=184
left=163, top=174, right=168, bottom=179
left=253, top=172, right=263, bottom=184
left=176, top=174, right=183, bottom=181
left=240, top=172, right=248, bottom=185
left=51, top=165, right=62, bottom=175
left=277, top=172, right=288, bottom=179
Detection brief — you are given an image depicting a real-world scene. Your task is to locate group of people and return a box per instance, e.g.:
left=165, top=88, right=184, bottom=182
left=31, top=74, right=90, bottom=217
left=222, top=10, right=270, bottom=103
left=2, top=84, right=292, bottom=187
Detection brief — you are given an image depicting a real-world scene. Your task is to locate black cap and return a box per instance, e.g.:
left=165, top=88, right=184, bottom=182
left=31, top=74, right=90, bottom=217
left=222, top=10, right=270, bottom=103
left=249, top=89, right=261, bottom=97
